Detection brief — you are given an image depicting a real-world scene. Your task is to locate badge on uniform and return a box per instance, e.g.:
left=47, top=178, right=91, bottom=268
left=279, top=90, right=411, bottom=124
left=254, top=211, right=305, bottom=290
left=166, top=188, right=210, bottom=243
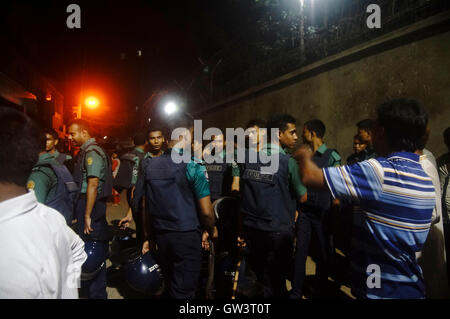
left=27, top=180, right=35, bottom=190
left=87, top=157, right=93, bottom=165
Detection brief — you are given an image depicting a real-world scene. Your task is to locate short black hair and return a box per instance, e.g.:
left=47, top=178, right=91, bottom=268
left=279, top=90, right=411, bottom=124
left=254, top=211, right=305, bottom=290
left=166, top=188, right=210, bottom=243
left=267, top=113, right=296, bottom=133
left=68, top=118, right=90, bottom=133
left=304, top=119, right=326, bottom=138
left=0, top=107, right=43, bottom=186
left=45, top=129, right=58, bottom=140
left=133, top=132, right=147, bottom=146
left=376, top=98, right=428, bottom=153
left=246, top=119, right=266, bottom=129
left=147, top=126, right=165, bottom=139
left=443, top=127, right=450, bottom=150
left=357, top=119, right=376, bottom=131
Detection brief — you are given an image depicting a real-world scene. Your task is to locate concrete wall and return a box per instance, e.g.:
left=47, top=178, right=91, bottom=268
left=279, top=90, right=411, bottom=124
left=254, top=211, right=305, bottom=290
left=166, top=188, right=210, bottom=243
left=200, top=24, right=450, bottom=162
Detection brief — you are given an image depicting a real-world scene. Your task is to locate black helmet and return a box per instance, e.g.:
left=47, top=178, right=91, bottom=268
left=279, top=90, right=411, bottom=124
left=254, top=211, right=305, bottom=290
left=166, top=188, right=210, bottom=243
left=124, top=252, right=164, bottom=295
left=81, top=241, right=109, bottom=281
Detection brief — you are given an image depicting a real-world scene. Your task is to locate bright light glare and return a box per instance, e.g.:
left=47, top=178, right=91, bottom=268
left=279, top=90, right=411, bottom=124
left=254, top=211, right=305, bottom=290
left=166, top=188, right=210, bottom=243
left=164, top=102, right=178, bottom=115
left=103, top=136, right=108, bottom=140
left=85, top=96, right=99, bottom=109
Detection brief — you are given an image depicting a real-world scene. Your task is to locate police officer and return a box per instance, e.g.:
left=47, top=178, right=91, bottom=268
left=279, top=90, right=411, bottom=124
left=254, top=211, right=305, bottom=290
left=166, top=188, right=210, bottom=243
left=290, top=119, right=341, bottom=299
left=67, top=119, right=113, bottom=299
left=203, top=133, right=240, bottom=203
left=27, top=133, right=77, bottom=225
left=356, top=119, right=377, bottom=161
left=120, top=128, right=165, bottom=245
left=346, top=134, right=369, bottom=165
left=45, top=129, right=72, bottom=165
left=139, top=115, right=217, bottom=299
left=238, top=114, right=307, bottom=298
left=245, top=119, right=267, bottom=153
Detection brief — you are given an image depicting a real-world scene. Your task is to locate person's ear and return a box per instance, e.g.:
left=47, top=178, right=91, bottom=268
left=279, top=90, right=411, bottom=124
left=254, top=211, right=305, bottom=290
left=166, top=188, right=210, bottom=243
left=55, top=139, right=59, bottom=146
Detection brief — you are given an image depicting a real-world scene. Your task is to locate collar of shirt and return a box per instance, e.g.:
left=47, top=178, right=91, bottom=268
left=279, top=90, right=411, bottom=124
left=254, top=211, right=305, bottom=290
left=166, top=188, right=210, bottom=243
left=387, top=151, right=420, bottom=162
left=80, top=138, right=96, bottom=151
left=316, top=143, right=328, bottom=154
left=145, top=150, right=164, bottom=159
left=38, top=153, right=55, bottom=163
left=134, top=147, right=145, bottom=154
left=52, top=150, right=60, bottom=158
left=0, top=191, right=38, bottom=224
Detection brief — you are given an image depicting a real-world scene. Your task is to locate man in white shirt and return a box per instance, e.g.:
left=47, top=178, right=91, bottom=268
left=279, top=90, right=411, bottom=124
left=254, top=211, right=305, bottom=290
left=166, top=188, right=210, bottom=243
left=0, top=107, right=86, bottom=298
left=416, top=142, right=450, bottom=298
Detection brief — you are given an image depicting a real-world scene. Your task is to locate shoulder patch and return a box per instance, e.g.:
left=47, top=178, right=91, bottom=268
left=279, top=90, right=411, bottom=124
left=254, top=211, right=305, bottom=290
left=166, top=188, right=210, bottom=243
left=87, top=157, right=93, bottom=165
left=27, top=180, right=35, bottom=190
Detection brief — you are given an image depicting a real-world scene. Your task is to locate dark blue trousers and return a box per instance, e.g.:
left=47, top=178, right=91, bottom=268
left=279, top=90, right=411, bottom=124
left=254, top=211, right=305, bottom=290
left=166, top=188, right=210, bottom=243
left=245, top=227, right=294, bottom=298
left=75, top=197, right=109, bottom=241
left=80, top=262, right=108, bottom=299
left=290, top=210, right=332, bottom=299
left=75, top=198, right=109, bottom=299
left=127, top=188, right=144, bottom=245
left=155, top=230, right=202, bottom=299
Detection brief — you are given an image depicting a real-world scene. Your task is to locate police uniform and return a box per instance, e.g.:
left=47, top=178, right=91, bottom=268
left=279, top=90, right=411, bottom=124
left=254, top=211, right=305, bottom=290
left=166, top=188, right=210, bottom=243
left=52, top=149, right=73, bottom=165
left=27, top=153, right=58, bottom=204
left=142, top=147, right=210, bottom=298
left=72, top=137, right=112, bottom=299
left=205, top=149, right=240, bottom=203
left=27, top=153, right=77, bottom=225
left=130, top=149, right=162, bottom=245
left=240, top=144, right=307, bottom=298
left=205, top=149, right=241, bottom=255
left=291, top=143, right=341, bottom=299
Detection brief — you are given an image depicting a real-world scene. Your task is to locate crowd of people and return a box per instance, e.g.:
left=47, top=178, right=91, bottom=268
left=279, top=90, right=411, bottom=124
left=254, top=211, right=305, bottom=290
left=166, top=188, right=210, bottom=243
left=0, top=97, right=450, bottom=300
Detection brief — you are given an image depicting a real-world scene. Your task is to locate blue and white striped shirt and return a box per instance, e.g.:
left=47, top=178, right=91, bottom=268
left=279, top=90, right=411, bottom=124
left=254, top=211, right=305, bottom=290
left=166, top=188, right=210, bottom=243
left=323, top=152, right=436, bottom=299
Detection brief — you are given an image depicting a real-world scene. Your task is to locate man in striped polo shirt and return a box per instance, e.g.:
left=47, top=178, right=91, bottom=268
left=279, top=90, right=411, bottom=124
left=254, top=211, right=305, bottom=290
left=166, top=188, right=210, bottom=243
left=295, top=98, right=436, bottom=299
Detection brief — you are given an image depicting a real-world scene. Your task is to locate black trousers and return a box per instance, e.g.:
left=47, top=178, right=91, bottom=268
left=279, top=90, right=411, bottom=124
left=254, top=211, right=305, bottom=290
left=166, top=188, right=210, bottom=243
left=127, top=188, right=144, bottom=245
left=245, top=227, right=294, bottom=298
left=75, top=198, right=109, bottom=299
left=75, top=197, right=109, bottom=241
left=155, top=230, right=202, bottom=299
left=290, top=210, right=333, bottom=299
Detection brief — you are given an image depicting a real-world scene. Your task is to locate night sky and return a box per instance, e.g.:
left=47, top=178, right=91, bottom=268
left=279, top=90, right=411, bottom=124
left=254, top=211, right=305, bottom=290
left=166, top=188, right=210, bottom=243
left=0, top=0, right=247, bottom=119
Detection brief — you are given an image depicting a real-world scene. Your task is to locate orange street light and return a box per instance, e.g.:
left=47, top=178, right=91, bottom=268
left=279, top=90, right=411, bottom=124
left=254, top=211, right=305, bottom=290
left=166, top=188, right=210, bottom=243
left=85, top=96, right=99, bottom=109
